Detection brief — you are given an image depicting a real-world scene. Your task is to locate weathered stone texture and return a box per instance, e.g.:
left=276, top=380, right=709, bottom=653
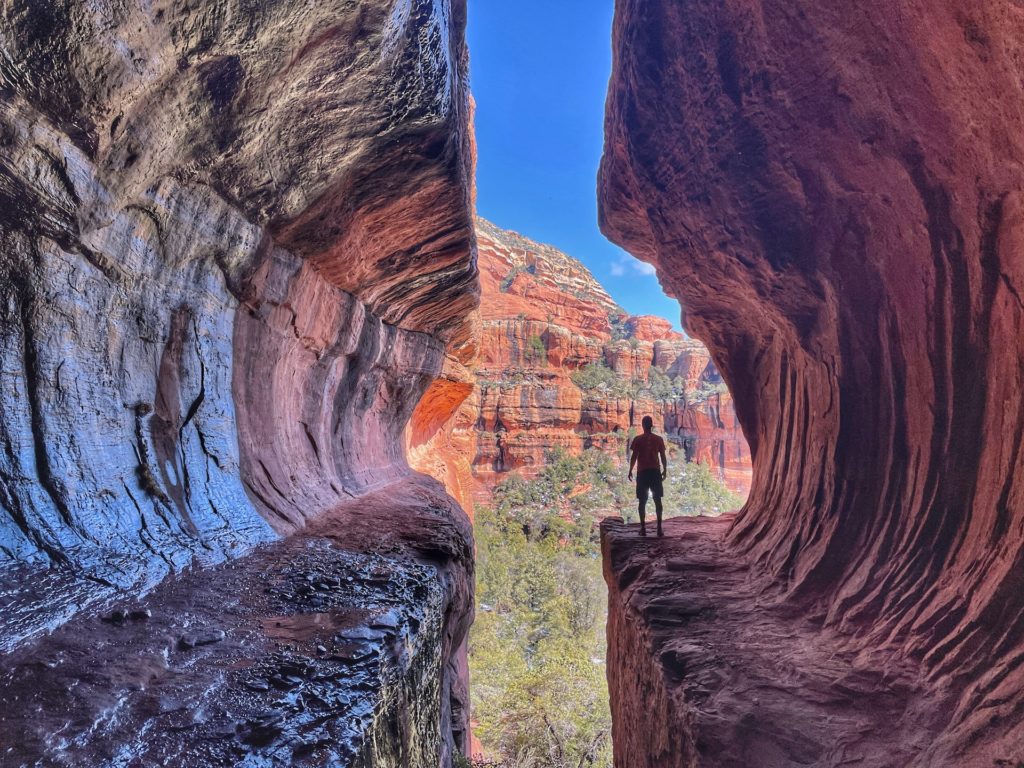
left=406, top=352, right=480, bottom=516
left=0, top=0, right=474, bottom=614
left=600, top=0, right=1024, bottom=764
left=0, top=477, right=474, bottom=767
left=0, top=0, right=477, bottom=763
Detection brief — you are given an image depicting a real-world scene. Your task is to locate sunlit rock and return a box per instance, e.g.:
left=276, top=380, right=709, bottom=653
left=0, top=0, right=476, bottom=763
left=471, top=218, right=752, bottom=500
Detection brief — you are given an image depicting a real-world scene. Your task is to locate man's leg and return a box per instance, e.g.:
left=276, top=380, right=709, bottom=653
left=637, top=497, right=647, bottom=535
left=654, top=497, right=664, bottom=537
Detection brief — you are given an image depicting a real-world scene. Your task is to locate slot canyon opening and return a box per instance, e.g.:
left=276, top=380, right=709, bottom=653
left=407, top=216, right=752, bottom=767
left=2, top=0, right=1024, bottom=766
left=401, top=6, right=753, bottom=764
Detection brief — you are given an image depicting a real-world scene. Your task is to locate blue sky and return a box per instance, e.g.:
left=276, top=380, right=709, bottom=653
left=466, top=1, right=683, bottom=329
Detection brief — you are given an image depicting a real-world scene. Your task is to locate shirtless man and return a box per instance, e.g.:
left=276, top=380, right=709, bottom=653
left=627, top=415, right=668, bottom=537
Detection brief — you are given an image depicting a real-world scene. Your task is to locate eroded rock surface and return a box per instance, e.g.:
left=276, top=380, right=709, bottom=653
left=600, top=0, right=1024, bottom=765
left=0, top=0, right=476, bottom=763
left=602, top=517, right=945, bottom=768
left=407, top=352, right=480, bottom=516
left=472, top=218, right=752, bottom=499
left=0, top=478, right=473, bottom=767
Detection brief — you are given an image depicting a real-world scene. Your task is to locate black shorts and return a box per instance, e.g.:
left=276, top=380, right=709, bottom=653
left=636, top=469, right=663, bottom=500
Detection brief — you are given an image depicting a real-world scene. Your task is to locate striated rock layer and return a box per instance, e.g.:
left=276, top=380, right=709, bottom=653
left=407, top=352, right=481, bottom=517
left=0, top=1, right=477, bottom=764
left=472, top=218, right=751, bottom=501
left=600, top=0, right=1024, bottom=765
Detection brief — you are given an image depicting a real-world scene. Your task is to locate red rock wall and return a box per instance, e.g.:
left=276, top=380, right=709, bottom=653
left=600, top=0, right=1024, bottom=763
left=472, top=219, right=752, bottom=499
left=0, top=2, right=478, bottom=761
left=602, top=524, right=698, bottom=768
left=407, top=353, right=481, bottom=517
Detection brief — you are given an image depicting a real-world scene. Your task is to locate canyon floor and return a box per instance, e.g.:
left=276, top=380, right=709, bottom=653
left=602, top=516, right=963, bottom=768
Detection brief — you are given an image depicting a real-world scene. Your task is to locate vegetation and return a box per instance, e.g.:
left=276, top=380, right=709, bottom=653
left=637, top=459, right=744, bottom=521
left=646, top=367, right=686, bottom=401
left=526, top=335, right=547, bottom=365
left=470, top=451, right=616, bottom=768
left=570, top=361, right=629, bottom=396
left=501, top=265, right=527, bottom=292
left=479, top=371, right=533, bottom=392
left=607, top=312, right=630, bottom=342
left=690, top=379, right=730, bottom=403
left=570, top=361, right=687, bottom=403
left=469, top=448, right=743, bottom=766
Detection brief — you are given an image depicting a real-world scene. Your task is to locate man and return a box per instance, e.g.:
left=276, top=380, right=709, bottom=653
left=627, top=415, right=668, bottom=536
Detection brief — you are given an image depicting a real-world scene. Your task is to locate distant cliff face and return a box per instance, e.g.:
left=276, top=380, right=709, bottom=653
left=471, top=218, right=752, bottom=500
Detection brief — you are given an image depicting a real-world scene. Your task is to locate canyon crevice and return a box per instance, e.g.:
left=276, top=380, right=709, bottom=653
left=0, top=1, right=476, bottom=764
left=600, top=0, right=1024, bottom=766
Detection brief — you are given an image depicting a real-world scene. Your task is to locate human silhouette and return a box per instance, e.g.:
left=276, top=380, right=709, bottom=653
left=627, top=415, right=668, bottom=536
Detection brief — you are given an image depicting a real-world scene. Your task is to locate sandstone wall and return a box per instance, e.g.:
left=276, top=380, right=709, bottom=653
left=0, top=0, right=477, bottom=762
left=600, top=0, right=1024, bottom=764
left=407, top=352, right=481, bottom=516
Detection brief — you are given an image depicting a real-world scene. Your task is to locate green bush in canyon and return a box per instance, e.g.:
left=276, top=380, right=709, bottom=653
left=469, top=448, right=743, bottom=767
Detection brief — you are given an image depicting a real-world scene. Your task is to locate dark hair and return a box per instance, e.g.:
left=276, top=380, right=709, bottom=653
left=642, top=415, right=654, bottom=430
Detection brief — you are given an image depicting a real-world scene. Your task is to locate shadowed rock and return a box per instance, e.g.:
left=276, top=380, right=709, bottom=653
left=600, top=0, right=1024, bottom=765
left=0, top=0, right=476, bottom=764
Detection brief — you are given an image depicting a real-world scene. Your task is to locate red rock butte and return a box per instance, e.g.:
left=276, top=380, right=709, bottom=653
left=471, top=217, right=752, bottom=503
left=599, top=0, right=1024, bottom=766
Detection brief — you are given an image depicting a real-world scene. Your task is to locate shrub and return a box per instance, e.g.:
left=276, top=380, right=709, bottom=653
left=646, top=367, right=686, bottom=402
left=571, top=362, right=628, bottom=397
left=500, top=265, right=526, bottom=292
left=526, top=334, right=546, bottom=364
left=661, top=459, right=744, bottom=518
left=690, top=379, right=730, bottom=403
left=607, top=311, right=630, bottom=342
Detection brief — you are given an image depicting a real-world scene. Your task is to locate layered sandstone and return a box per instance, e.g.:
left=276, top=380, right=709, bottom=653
left=600, top=0, right=1024, bottom=764
left=472, top=218, right=752, bottom=499
left=0, top=1, right=476, bottom=763
left=407, top=353, right=481, bottom=516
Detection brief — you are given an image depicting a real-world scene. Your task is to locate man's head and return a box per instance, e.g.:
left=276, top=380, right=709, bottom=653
left=642, top=415, right=654, bottom=433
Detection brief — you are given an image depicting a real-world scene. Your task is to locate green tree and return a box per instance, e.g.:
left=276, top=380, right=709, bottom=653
left=469, top=448, right=742, bottom=766
left=526, top=335, right=547, bottom=365
left=570, top=362, right=629, bottom=398
left=645, top=367, right=686, bottom=401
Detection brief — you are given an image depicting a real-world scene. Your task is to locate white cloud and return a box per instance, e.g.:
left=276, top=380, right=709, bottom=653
left=610, top=255, right=657, bottom=279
